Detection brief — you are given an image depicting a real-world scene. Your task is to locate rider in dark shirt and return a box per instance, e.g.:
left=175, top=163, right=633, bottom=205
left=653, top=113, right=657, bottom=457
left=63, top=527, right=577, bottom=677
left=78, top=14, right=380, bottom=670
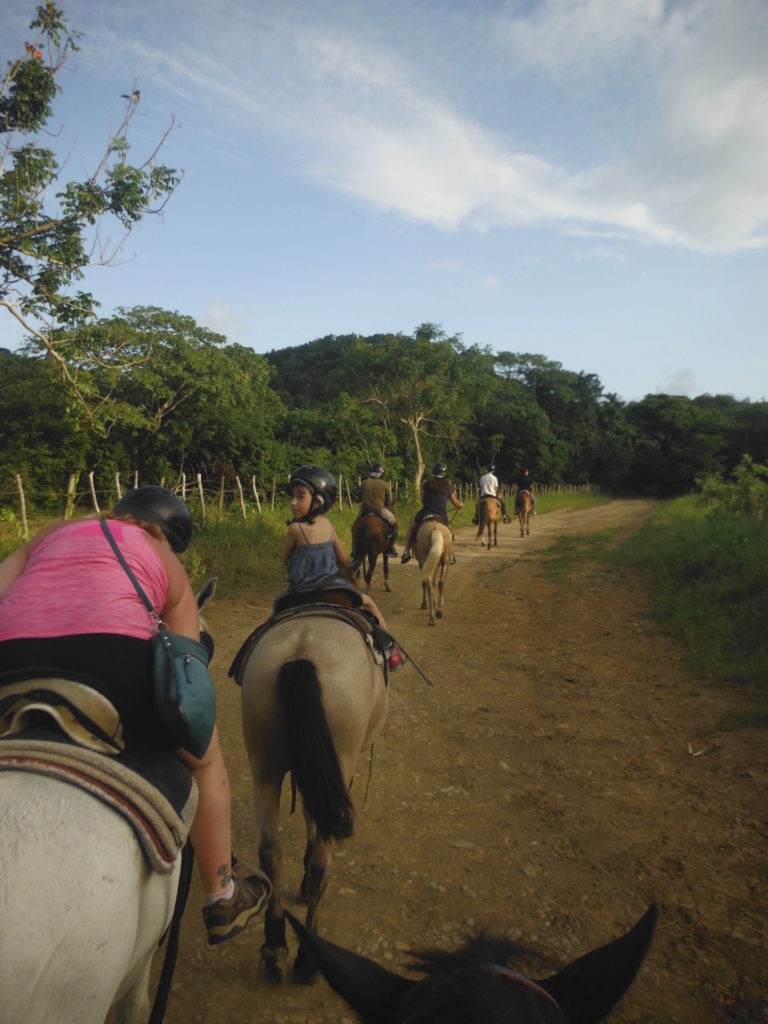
left=401, top=463, right=463, bottom=564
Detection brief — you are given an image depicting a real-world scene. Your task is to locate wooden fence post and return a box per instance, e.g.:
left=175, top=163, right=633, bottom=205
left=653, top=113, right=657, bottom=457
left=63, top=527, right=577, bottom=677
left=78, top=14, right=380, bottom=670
left=218, top=476, right=225, bottom=519
left=88, top=471, right=100, bottom=514
left=251, top=476, right=262, bottom=514
left=65, top=474, right=77, bottom=520
left=345, top=476, right=353, bottom=510
left=133, top=470, right=139, bottom=488
left=271, top=477, right=277, bottom=512
left=182, top=473, right=187, bottom=502
left=235, top=476, right=247, bottom=519
left=15, top=474, right=29, bottom=541
left=114, top=472, right=121, bottom=501
left=196, top=473, right=206, bottom=522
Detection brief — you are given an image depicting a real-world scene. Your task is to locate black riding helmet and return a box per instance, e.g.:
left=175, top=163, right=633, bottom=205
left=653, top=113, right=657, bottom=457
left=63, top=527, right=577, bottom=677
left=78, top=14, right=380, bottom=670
left=432, top=462, right=448, bottom=478
left=368, top=462, right=385, bottom=478
left=288, top=466, right=337, bottom=519
left=112, top=485, right=193, bottom=553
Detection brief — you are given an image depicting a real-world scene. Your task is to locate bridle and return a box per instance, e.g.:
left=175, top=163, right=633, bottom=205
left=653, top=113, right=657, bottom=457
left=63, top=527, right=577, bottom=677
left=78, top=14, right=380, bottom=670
left=490, top=965, right=561, bottom=1012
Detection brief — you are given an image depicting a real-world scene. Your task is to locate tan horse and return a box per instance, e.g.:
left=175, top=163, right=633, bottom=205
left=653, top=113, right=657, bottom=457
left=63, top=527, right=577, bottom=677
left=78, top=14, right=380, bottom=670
left=350, top=513, right=392, bottom=594
left=232, top=607, right=389, bottom=985
left=414, top=519, right=452, bottom=625
left=515, top=490, right=534, bottom=537
left=475, top=495, right=502, bottom=549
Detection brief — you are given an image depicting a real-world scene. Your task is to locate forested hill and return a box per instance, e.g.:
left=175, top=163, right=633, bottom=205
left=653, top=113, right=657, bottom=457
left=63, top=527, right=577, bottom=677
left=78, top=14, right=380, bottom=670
left=2, top=315, right=767, bottom=510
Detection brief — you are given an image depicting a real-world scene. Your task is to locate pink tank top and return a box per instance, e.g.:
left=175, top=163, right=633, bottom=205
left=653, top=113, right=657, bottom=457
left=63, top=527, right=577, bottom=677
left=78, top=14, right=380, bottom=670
left=0, top=518, right=169, bottom=641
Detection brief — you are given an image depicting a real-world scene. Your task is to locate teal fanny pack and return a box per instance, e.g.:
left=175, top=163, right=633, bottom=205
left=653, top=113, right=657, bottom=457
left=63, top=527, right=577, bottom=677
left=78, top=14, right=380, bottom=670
left=101, top=519, right=216, bottom=758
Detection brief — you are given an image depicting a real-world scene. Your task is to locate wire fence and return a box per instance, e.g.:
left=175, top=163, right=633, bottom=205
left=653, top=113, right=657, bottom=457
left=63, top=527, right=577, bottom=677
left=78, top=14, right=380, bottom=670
left=2, top=469, right=599, bottom=541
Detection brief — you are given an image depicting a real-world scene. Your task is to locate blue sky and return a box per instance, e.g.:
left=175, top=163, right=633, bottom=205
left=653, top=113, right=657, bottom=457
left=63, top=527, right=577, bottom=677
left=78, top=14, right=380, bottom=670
left=3, top=0, right=767, bottom=403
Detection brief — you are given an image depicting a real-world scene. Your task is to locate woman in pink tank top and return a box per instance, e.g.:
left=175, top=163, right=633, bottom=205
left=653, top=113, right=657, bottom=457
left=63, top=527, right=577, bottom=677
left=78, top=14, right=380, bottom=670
left=0, top=485, right=268, bottom=946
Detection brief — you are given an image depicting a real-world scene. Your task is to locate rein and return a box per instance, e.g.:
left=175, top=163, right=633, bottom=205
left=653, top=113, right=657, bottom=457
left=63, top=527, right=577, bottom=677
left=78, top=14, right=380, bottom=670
left=490, top=965, right=561, bottom=1012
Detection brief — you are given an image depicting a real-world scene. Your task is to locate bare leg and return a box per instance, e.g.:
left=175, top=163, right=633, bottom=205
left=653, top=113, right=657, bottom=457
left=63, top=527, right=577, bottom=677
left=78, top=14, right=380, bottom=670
left=178, top=727, right=232, bottom=896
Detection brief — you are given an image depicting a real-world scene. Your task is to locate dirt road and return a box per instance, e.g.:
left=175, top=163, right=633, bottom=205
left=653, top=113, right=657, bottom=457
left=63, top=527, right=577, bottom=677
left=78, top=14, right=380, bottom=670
left=162, top=499, right=767, bottom=1023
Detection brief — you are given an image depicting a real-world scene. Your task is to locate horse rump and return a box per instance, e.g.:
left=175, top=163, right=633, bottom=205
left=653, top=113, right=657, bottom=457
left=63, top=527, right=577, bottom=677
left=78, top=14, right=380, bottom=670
left=278, top=659, right=354, bottom=840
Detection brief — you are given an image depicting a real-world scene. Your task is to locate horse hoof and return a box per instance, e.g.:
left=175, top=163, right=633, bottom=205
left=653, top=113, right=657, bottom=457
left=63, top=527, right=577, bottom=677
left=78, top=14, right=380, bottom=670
left=428, top=620, right=436, bottom=627
left=437, top=610, right=443, bottom=618
left=261, top=944, right=288, bottom=986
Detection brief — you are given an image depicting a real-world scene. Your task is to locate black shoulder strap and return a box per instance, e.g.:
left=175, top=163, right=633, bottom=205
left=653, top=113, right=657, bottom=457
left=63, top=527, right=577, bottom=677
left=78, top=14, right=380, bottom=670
left=100, top=518, right=156, bottom=617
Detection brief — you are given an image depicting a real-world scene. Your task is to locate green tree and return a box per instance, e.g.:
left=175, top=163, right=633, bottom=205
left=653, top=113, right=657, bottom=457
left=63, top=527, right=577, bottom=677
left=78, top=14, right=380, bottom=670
left=76, top=307, right=285, bottom=484
left=628, top=394, right=728, bottom=494
left=1, top=3, right=180, bottom=431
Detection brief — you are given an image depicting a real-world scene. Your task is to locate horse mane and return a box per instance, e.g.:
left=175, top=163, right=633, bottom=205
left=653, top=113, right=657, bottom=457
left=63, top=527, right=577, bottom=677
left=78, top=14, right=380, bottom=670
left=396, top=934, right=553, bottom=1024
left=407, top=932, right=548, bottom=977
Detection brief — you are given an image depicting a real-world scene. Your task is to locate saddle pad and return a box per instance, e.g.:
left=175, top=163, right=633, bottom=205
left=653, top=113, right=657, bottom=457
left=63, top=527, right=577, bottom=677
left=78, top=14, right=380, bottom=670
left=0, top=728, right=198, bottom=874
left=0, top=678, right=125, bottom=754
left=229, top=603, right=386, bottom=686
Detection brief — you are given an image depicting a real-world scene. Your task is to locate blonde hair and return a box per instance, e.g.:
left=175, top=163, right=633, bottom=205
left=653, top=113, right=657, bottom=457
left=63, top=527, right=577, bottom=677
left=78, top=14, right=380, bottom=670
left=101, top=511, right=169, bottom=547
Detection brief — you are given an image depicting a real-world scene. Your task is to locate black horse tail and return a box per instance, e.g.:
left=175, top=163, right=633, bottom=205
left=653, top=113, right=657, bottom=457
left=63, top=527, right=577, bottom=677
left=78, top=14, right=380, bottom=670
left=277, top=659, right=354, bottom=841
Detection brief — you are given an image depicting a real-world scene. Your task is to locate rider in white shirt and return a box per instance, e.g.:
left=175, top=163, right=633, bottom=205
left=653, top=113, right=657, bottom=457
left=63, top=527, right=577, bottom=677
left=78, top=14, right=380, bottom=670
left=473, top=464, right=511, bottom=523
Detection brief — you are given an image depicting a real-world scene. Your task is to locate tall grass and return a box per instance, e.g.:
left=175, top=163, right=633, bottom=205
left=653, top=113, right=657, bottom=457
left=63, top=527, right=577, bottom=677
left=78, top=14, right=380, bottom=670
left=612, top=495, right=768, bottom=698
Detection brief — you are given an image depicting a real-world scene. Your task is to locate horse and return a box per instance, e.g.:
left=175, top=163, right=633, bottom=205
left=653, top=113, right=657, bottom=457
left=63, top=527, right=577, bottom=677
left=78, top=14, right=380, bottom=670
left=285, top=902, right=657, bottom=1024
left=350, top=513, right=392, bottom=594
left=0, top=579, right=217, bottom=1024
left=233, top=599, right=389, bottom=985
left=516, top=490, right=534, bottom=537
left=475, top=495, right=502, bottom=549
left=414, top=519, right=452, bottom=626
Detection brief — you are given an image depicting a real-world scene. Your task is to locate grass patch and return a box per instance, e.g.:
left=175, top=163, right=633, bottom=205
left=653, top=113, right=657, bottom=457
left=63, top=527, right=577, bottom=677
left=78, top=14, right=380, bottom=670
left=539, top=529, right=623, bottom=581
left=611, top=496, right=768, bottom=703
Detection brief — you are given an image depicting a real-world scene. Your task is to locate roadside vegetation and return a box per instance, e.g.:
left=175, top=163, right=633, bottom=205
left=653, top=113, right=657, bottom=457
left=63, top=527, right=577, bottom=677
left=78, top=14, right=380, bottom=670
left=614, top=457, right=767, bottom=705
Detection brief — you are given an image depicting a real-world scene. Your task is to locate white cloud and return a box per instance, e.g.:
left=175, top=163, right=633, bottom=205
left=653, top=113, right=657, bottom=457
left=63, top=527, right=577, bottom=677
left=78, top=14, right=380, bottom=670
left=64, top=0, right=768, bottom=253
left=199, top=299, right=255, bottom=342
left=660, top=368, right=698, bottom=396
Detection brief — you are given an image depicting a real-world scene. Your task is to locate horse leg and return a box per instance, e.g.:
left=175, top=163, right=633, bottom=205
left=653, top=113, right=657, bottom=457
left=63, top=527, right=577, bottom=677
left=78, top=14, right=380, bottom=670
left=436, top=565, right=447, bottom=619
left=421, top=579, right=428, bottom=610
left=382, top=553, right=391, bottom=592
left=293, top=832, right=333, bottom=984
left=427, top=577, right=437, bottom=626
left=254, top=781, right=289, bottom=985
left=366, top=552, right=376, bottom=596
left=111, top=959, right=152, bottom=1024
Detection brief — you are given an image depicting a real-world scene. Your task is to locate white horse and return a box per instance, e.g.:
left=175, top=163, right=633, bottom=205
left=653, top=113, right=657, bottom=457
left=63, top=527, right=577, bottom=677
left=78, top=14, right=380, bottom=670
left=234, top=606, right=389, bottom=985
left=0, top=579, right=217, bottom=1024
left=0, top=774, right=183, bottom=1024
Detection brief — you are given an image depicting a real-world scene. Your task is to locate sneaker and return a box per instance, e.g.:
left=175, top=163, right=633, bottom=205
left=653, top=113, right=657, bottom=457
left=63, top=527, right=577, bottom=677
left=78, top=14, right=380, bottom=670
left=503, top=516, right=512, bottom=524
left=400, top=551, right=411, bottom=564
left=231, top=853, right=271, bottom=893
left=449, top=553, right=456, bottom=565
left=385, top=547, right=399, bottom=558
left=203, top=875, right=270, bottom=946
left=387, top=648, right=404, bottom=670
left=471, top=517, right=478, bottom=525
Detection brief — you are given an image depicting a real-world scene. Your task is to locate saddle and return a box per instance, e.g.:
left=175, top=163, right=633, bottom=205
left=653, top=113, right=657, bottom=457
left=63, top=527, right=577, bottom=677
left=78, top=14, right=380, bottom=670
left=271, top=574, right=363, bottom=616
left=228, top=600, right=393, bottom=687
left=0, top=678, right=197, bottom=873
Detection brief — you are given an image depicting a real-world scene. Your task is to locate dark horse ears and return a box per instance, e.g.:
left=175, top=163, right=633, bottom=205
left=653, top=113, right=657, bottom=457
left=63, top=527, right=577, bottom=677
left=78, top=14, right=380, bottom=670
left=285, top=904, right=657, bottom=1024
left=541, top=903, right=658, bottom=1023
left=285, top=911, right=413, bottom=1023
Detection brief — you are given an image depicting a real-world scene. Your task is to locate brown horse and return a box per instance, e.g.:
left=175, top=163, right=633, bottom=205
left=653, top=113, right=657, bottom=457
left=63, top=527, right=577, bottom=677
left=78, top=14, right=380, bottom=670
left=515, top=490, right=533, bottom=537
left=414, top=519, right=452, bottom=626
left=475, top=495, right=502, bottom=549
left=350, top=514, right=391, bottom=594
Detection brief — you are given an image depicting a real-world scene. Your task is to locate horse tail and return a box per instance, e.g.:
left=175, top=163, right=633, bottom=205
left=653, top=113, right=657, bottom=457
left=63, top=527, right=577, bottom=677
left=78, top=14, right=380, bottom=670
left=351, top=520, right=368, bottom=563
left=422, top=528, right=445, bottom=581
left=277, top=658, right=354, bottom=841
